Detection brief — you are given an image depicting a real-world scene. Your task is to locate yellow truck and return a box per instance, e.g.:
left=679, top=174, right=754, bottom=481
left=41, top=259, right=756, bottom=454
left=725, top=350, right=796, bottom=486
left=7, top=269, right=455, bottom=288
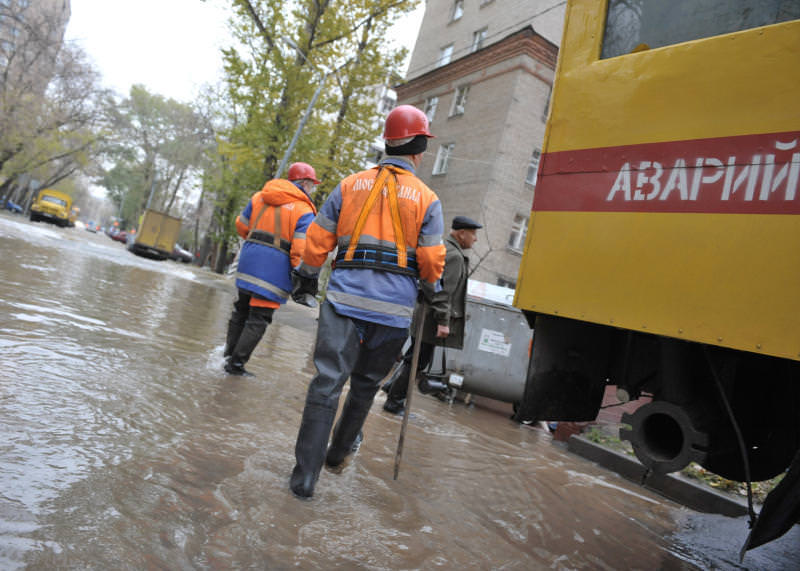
left=128, top=209, right=182, bottom=261
left=29, top=189, right=73, bottom=227
left=512, top=1, right=799, bottom=551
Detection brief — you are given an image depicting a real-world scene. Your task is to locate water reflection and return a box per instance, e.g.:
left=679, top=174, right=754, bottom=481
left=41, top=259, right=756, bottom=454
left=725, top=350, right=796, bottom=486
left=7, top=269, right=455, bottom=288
left=1, top=213, right=798, bottom=569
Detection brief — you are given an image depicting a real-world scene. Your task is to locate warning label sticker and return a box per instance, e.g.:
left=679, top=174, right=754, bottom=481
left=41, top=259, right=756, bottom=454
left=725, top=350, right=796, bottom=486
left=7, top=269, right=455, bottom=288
left=478, top=328, right=511, bottom=357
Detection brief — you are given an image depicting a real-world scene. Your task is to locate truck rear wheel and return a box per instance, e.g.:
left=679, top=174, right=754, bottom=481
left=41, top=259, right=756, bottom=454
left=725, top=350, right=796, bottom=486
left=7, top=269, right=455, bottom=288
left=621, top=342, right=800, bottom=482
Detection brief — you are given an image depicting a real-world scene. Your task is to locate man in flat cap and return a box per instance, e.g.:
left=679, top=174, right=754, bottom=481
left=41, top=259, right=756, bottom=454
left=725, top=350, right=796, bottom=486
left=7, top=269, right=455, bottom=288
left=383, top=215, right=482, bottom=414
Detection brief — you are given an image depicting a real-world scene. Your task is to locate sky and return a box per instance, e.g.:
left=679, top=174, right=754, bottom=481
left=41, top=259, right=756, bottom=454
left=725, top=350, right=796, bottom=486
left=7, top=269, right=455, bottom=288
left=65, top=0, right=424, bottom=103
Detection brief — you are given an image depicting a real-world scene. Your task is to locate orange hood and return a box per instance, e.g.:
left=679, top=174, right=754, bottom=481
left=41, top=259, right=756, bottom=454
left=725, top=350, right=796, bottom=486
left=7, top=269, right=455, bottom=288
left=257, top=179, right=317, bottom=214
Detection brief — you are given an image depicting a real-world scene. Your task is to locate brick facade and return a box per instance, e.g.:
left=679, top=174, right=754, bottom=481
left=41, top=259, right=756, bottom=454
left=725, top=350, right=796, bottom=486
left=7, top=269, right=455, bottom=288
left=397, top=10, right=561, bottom=285
left=407, top=0, right=565, bottom=81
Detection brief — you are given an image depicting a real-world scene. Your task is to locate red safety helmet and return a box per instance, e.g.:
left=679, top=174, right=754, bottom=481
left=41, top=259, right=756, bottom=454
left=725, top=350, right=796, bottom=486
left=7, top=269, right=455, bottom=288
left=383, top=105, right=434, bottom=140
left=287, top=162, right=321, bottom=185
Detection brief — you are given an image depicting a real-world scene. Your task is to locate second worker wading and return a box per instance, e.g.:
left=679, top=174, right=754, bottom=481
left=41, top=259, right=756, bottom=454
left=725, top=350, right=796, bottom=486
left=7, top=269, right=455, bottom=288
left=299, top=158, right=445, bottom=328
left=235, top=179, right=317, bottom=307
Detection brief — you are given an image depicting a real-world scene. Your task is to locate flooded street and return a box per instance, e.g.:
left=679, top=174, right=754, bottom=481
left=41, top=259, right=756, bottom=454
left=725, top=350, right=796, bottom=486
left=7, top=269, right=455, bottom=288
left=1, top=211, right=798, bottom=570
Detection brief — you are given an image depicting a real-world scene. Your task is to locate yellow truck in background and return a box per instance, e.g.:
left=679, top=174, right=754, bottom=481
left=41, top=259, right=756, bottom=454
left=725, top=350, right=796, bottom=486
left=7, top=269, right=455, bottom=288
left=29, top=189, right=73, bottom=227
left=128, top=209, right=182, bottom=261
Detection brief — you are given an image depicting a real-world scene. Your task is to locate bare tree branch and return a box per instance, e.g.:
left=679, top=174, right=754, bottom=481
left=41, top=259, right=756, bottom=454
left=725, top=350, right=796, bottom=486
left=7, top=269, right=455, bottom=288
left=311, top=0, right=408, bottom=49
left=236, top=0, right=275, bottom=51
left=468, top=245, right=495, bottom=278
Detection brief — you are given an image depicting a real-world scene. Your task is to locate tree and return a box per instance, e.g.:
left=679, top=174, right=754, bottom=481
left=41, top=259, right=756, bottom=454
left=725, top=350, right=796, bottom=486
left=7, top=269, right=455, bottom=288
left=98, top=85, right=215, bottom=228
left=190, top=0, right=417, bottom=273
left=209, top=0, right=417, bottom=240
left=0, top=2, right=111, bottom=208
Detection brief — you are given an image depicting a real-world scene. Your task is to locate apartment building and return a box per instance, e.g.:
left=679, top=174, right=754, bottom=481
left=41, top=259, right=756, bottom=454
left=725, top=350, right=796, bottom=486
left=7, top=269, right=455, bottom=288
left=396, top=0, right=565, bottom=287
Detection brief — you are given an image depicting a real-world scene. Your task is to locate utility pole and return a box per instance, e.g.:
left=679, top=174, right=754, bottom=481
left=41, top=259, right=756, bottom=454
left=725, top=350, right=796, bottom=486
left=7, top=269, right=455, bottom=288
left=275, top=73, right=329, bottom=179
left=274, top=36, right=350, bottom=179
left=145, top=172, right=156, bottom=211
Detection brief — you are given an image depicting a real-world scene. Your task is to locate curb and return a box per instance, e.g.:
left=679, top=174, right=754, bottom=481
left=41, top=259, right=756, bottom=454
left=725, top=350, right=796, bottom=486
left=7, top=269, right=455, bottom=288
left=567, top=434, right=748, bottom=517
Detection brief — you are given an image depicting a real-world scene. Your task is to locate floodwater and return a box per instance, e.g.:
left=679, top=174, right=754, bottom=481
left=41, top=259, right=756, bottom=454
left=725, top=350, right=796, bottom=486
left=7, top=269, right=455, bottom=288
left=1, top=211, right=798, bottom=570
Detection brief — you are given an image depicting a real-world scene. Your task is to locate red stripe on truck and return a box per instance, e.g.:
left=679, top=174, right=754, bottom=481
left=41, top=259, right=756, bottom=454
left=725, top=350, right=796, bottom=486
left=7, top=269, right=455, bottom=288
left=534, top=130, right=800, bottom=214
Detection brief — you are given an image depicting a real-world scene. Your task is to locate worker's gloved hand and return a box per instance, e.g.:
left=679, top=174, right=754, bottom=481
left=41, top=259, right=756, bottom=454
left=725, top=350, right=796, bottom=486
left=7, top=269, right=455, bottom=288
left=291, top=270, right=318, bottom=307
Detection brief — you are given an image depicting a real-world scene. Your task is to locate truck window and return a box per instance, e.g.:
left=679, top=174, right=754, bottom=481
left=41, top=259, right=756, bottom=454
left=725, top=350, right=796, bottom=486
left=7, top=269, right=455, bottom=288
left=42, top=196, right=67, bottom=207
left=601, top=0, right=800, bottom=59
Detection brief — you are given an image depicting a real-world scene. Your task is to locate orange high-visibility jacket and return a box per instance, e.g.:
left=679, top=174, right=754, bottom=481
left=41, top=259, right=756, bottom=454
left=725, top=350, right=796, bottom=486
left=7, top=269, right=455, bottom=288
left=300, top=158, right=445, bottom=328
left=235, top=179, right=317, bottom=308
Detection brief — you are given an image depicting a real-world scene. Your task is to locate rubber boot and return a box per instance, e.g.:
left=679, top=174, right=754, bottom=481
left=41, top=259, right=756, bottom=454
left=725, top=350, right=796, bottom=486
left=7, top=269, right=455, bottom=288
left=224, top=290, right=251, bottom=362
left=326, top=392, right=373, bottom=470
left=383, top=362, right=409, bottom=414
left=290, top=404, right=336, bottom=499
left=226, top=308, right=271, bottom=375
left=381, top=353, right=406, bottom=394
left=223, top=317, right=245, bottom=360
left=382, top=397, right=405, bottom=415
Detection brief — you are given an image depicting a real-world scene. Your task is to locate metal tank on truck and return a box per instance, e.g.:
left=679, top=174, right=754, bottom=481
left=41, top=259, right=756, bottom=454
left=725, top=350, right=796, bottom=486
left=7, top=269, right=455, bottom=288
left=128, top=209, right=182, bottom=261
left=512, top=0, right=800, bottom=552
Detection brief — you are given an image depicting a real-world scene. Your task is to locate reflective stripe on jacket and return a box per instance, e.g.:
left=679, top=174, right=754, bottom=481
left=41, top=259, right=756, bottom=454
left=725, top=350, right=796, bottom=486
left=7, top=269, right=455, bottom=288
left=235, top=179, right=317, bottom=307
left=300, top=157, right=445, bottom=328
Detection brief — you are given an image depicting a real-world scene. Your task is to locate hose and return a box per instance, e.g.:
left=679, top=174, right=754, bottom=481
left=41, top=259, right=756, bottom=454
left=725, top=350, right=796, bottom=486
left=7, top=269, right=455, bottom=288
left=703, top=346, right=756, bottom=528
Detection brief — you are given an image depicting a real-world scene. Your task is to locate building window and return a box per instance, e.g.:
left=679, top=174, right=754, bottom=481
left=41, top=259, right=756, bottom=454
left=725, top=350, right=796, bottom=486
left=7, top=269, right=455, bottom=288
left=471, top=27, right=487, bottom=52
left=508, top=214, right=529, bottom=252
left=449, top=85, right=469, bottom=116
left=525, top=148, right=541, bottom=185
left=379, top=95, right=395, bottom=114
left=432, top=143, right=454, bottom=175
left=424, top=96, right=439, bottom=123
left=438, top=44, right=453, bottom=67
left=497, top=276, right=516, bottom=289
left=451, top=0, right=464, bottom=21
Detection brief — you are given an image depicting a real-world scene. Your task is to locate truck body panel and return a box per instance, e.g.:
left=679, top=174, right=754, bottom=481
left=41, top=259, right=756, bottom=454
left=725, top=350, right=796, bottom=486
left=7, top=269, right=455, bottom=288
left=515, top=4, right=800, bottom=361
left=130, top=210, right=182, bottom=260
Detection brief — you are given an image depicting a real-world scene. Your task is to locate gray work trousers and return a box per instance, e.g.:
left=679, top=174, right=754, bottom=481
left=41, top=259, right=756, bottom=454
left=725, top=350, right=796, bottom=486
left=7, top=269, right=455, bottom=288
left=291, top=300, right=407, bottom=497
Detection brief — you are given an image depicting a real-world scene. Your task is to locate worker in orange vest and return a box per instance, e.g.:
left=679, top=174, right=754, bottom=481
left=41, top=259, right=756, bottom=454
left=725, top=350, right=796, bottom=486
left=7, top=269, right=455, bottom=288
left=223, top=162, right=319, bottom=375
left=289, top=106, right=446, bottom=499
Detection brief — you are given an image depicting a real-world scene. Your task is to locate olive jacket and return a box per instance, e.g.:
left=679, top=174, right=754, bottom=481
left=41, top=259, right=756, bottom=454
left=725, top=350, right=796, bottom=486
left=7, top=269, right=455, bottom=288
left=415, top=234, right=469, bottom=349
